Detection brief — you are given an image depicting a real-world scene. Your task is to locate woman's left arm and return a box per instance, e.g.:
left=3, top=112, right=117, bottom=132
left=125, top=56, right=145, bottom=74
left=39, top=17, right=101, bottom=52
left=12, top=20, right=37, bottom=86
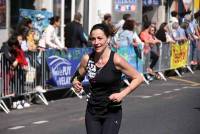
left=109, top=53, right=143, bottom=102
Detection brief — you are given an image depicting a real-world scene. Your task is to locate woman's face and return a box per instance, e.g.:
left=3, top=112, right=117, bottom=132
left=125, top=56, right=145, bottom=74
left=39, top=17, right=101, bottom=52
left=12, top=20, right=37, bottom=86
left=17, top=35, right=23, bottom=45
left=55, top=19, right=61, bottom=27
left=28, top=23, right=33, bottom=28
left=149, top=27, right=155, bottom=35
left=90, top=29, right=108, bottom=53
left=164, top=25, right=169, bottom=31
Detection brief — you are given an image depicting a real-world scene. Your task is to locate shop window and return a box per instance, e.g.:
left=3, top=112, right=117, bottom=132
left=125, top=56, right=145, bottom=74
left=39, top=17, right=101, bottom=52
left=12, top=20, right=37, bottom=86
left=10, top=0, right=35, bottom=29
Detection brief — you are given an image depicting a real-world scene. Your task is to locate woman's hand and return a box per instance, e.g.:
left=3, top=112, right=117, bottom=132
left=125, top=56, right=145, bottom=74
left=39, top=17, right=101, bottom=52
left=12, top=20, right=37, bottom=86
left=23, top=65, right=28, bottom=71
left=72, top=80, right=83, bottom=93
left=109, top=92, right=125, bottom=103
left=12, top=60, right=18, bottom=67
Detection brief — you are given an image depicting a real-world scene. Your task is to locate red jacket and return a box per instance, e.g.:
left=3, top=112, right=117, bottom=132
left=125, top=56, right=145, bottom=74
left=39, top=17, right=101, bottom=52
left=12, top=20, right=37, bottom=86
left=15, top=48, right=28, bottom=66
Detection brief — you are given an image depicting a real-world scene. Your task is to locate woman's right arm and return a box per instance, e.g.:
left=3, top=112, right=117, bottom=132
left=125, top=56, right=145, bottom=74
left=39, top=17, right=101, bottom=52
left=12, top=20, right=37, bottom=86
left=71, top=54, right=89, bottom=92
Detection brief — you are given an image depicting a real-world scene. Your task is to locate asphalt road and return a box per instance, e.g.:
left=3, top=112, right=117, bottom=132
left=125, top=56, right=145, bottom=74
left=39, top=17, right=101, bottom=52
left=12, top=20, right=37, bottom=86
left=0, top=70, right=200, bottom=134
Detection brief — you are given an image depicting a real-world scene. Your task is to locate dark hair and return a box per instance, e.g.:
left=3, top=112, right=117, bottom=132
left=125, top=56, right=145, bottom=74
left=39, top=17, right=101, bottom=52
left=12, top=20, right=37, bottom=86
left=159, top=22, right=167, bottom=30
left=7, top=35, right=20, bottom=48
left=104, top=13, right=111, bottom=21
left=74, top=12, right=82, bottom=21
left=123, top=13, right=131, bottom=20
left=90, top=23, right=110, bottom=38
left=13, top=32, right=23, bottom=38
left=171, top=11, right=178, bottom=17
left=180, top=21, right=189, bottom=29
left=194, top=10, right=200, bottom=19
left=49, top=16, right=60, bottom=25
left=20, top=18, right=32, bottom=28
left=17, top=17, right=32, bottom=37
left=156, top=22, right=167, bottom=42
left=123, top=20, right=135, bottom=31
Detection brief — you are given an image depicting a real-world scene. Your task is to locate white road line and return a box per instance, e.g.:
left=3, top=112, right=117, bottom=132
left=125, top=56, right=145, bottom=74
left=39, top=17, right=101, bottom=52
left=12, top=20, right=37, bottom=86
left=182, top=86, right=189, bottom=89
left=163, top=91, right=174, bottom=94
left=33, top=120, right=49, bottom=125
left=153, top=93, right=162, bottom=96
left=173, top=88, right=182, bottom=91
left=185, top=86, right=200, bottom=89
left=9, top=126, right=25, bottom=130
left=135, top=95, right=152, bottom=99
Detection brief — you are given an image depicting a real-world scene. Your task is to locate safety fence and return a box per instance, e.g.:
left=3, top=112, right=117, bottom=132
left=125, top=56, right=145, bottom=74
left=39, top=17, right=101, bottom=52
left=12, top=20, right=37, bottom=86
left=0, top=40, right=200, bottom=113
left=115, top=40, right=200, bottom=84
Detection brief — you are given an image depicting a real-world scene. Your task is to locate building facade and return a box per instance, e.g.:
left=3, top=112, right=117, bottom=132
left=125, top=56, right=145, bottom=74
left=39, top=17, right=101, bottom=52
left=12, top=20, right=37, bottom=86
left=0, top=0, right=199, bottom=46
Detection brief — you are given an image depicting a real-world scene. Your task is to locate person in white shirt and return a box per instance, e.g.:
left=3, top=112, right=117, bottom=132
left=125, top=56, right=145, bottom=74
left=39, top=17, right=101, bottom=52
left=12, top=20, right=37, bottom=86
left=110, top=14, right=131, bottom=49
left=169, top=11, right=179, bottom=32
left=115, top=13, right=131, bottom=33
left=39, top=16, right=65, bottom=50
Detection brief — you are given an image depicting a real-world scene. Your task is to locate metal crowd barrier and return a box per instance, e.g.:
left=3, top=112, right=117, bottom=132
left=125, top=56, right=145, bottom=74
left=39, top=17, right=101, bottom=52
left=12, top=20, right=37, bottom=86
left=0, top=39, right=199, bottom=113
left=143, top=40, right=200, bottom=82
left=0, top=51, right=48, bottom=114
left=115, top=40, right=199, bottom=84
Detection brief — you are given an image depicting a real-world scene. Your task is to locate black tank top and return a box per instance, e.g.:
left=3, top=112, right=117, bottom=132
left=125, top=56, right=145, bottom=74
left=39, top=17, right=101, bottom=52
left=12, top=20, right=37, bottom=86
left=86, top=51, right=123, bottom=115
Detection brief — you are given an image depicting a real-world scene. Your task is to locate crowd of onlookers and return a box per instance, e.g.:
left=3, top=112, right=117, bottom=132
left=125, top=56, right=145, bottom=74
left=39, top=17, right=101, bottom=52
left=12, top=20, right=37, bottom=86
left=100, top=10, right=200, bottom=81
left=1, top=10, right=200, bottom=110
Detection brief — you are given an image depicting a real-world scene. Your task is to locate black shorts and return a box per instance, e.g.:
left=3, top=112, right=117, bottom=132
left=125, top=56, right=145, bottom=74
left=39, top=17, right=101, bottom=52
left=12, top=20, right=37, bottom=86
left=85, top=106, right=122, bottom=134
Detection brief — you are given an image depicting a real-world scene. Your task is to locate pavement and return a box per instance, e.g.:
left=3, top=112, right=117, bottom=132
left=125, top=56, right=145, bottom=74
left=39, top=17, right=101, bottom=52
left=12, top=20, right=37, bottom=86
left=0, top=70, right=200, bottom=134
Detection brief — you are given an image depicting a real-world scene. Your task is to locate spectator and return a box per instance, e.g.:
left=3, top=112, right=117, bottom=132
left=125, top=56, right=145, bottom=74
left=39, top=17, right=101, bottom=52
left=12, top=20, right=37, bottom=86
left=39, top=16, right=65, bottom=50
left=171, top=22, right=187, bottom=42
left=15, top=32, right=29, bottom=52
left=115, top=13, right=131, bottom=33
left=140, top=23, right=161, bottom=80
left=170, top=11, right=179, bottom=23
left=111, top=14, right=132, bottom=49
left=184, top=14, right=199, bottom=65
left=26, top=29, right=37, bottom=51
left=16, top=17, right=33, bottom=40
left=169, top=11, right=179, bottom=32
left=156, top=22, right=175, bottom=43
left=102, top=13, right=117, bottom=37
left=0, top=41, right=16, bottom=96
left=118, top=19, right=143, bottom=59
left=3, top=36, right=30, bottom=109
left=65, top=12, right=88, bottom=48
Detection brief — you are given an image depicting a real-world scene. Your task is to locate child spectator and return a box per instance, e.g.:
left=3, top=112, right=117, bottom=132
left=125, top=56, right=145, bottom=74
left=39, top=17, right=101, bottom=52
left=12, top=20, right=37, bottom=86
left=7, top=36, right=30, bottom=109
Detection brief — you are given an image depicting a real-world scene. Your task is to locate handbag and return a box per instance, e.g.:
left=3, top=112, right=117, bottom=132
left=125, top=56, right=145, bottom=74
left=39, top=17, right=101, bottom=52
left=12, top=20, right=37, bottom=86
left=26, top=65, right=36, bottom=83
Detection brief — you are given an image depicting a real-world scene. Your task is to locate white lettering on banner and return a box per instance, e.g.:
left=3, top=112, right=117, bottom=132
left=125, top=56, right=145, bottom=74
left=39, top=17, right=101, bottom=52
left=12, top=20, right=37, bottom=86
left=62, top=66, right=71, bottom=75
left=57, top=76, right=71, bottom=86
left=53, top=66, right=72, bottom=76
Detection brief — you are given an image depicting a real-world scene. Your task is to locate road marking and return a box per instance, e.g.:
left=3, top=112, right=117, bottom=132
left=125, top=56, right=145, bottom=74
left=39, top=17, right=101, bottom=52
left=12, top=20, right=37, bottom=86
left=163, top=91, right=174, bottom=94
left=185, top=86, right=200, bottom=89
left=182, top=86, right=189, bottom=89
left=135, top=95, right=152, bottom=99
left=169, top=77, right=200, bottom=86
left=173, top=88, right=182, bottom=91
left=153, top=93, right=162, bottom=96
left=9, top=126, right=25, bottom=130
left=33, top=120, right=49, bottom=125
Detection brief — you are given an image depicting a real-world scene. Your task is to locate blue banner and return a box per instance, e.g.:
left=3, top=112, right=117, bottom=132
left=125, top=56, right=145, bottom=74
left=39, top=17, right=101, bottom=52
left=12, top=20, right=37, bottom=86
left=19, top=9, right=53, bottom=39
left=45, top=48, right=93, bottom=88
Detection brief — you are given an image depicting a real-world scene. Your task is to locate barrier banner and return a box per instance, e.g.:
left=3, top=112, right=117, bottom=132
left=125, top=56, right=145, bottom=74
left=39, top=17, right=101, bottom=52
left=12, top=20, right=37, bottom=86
left=196, top=39, right=200, bottom=61
left=45, top=48, right=92, bottom=87
left=170, top=42, right=189, bottom=69
left=160, top=43, right=171, bottom=71
left=117, top=44, right=143, bottom=72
